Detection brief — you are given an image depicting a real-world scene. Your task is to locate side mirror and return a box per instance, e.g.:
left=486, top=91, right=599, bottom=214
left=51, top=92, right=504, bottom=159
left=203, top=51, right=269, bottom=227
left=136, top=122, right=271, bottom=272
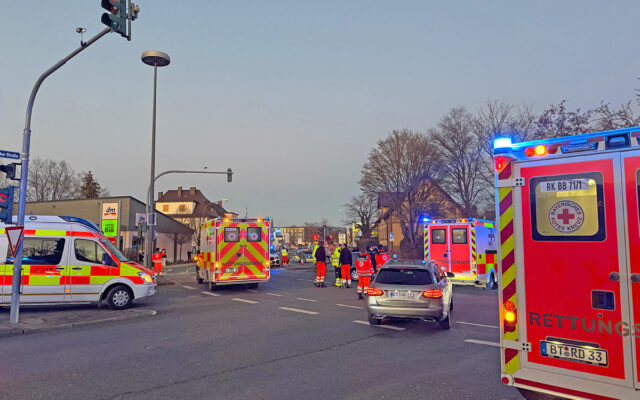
left=446, top=272, right=455, bottom=278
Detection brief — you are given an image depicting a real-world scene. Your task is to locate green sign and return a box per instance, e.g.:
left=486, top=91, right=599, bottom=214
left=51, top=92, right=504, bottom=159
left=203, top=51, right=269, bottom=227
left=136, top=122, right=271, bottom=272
left=102, top=220, right=118, bottom=237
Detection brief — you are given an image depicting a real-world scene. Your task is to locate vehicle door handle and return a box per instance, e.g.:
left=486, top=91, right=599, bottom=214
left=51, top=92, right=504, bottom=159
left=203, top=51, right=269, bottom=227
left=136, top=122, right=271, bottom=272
left=631, top=273, right=640, bottom=283
left=72, top=267, right=82, bottom=271
left=54, top=266, right=65, bottom=271
left=443, top=254, right=448, bottom=258
left=609, top=272, right=620, bottom=282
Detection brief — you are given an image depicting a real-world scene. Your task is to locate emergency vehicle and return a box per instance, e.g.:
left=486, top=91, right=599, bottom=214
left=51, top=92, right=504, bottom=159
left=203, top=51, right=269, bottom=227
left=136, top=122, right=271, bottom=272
left=494, top=127, right=640, bottom=399
left=196, top=217, right=271, bottom=290
left=423, top=218, right=497, bottom=287
left=0, top=215, right=157, bottom=310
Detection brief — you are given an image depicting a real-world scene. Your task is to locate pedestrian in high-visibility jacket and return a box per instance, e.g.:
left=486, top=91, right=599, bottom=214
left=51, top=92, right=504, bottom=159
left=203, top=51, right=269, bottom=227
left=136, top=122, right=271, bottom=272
left=356, top=253, right=374, bottom=299
left=281, top=248, right=288, bottom=265
left=152, top=248, right=163, bottom=276
left=339, top=244, right=352, bottom=288
left=331, top=246, right=342, bottom=286
left=314, top=241, right=326, bottom=287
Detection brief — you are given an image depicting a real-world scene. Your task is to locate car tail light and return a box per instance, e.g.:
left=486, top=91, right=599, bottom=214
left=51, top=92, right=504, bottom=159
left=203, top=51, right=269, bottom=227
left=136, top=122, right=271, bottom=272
left=366, top=287, right=384, bottom=296
left=422, top=289, right=443, bottom=298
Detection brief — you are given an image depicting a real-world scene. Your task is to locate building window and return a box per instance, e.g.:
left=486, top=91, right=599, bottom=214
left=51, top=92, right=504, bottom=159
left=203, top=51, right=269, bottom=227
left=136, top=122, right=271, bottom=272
left=178, top=204, right=187, bottom=213
left=162, top=205, right=169, bottom=212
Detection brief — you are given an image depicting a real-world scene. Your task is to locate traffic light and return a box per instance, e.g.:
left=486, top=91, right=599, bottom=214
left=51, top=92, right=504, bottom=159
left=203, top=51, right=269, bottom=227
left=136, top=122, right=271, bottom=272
left=0, top=163, right=18, bottom=180
left=312, top=234, right=319, bottom=241
left=227, top=168, right=233, bottom=183
left=0, top=186, right=14, bottom=224
left=101, top=0, right=127, bottom=37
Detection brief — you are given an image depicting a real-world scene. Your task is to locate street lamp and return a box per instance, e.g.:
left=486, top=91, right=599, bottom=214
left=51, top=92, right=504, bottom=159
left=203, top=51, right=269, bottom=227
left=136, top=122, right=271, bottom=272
left=141, top=50, right=170, bottom=271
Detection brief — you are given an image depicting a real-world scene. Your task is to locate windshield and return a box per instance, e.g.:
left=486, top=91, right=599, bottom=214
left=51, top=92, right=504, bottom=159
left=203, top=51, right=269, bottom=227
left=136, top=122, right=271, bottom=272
left=99, top=239, right=129, bottom=262
left=375, top=268, right=434, bottom=285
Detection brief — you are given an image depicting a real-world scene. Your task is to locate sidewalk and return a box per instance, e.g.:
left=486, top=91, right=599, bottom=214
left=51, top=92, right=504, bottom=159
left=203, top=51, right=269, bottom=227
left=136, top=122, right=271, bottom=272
left=0, top=305, right=156, bottom=338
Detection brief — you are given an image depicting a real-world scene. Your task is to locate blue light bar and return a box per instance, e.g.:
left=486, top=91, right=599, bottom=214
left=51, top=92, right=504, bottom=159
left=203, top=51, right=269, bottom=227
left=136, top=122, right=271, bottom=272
left=493, top=137, right=512, bottom=150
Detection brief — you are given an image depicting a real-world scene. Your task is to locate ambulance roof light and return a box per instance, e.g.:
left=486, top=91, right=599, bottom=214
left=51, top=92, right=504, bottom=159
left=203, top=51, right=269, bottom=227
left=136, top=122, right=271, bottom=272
left=493, top=137, right=512, bottom=150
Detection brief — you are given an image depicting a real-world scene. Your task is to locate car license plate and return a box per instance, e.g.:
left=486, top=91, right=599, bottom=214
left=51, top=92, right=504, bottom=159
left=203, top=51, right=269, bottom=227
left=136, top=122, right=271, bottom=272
left=540, top=341, right=608, bottom=366
left=225, top=267, right=239, bottom=274
left=388, top=291, right=416, bottom=299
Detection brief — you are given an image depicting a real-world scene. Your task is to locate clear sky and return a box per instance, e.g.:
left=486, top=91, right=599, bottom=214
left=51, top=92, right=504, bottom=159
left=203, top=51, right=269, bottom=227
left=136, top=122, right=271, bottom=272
left=1, top=1, right=638, bottom=226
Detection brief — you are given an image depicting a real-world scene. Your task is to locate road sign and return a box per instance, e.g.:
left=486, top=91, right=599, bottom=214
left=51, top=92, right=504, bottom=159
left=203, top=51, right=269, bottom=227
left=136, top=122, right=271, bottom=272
left=5, top=226, right=24, bottom=257
left=135, top=213, right=146, bottom=226
left=389, top=233, right=395, bottom=241
left=0, top=150, right=20, bottom=160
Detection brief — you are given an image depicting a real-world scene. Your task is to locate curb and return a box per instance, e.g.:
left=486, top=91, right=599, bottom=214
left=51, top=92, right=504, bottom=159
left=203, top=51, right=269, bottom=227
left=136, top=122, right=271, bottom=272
left=0, top=309, right=157, bottom=338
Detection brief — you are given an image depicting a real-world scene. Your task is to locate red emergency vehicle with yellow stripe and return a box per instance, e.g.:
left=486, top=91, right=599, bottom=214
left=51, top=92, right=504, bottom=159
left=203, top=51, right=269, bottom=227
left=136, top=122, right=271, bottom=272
left=424, top=218, right=497, bottom=287
left=494, top=128, right=640, bottom=400
left=196, top=217, right=270, bottom=290
left=0, top=215, right=157, bottom=310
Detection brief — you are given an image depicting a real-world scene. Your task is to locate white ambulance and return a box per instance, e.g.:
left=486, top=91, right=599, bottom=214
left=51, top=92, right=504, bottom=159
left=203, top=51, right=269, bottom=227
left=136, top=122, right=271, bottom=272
left=423, top=218, right=497, bottom=287
left=493, top=128, right=640, bottom=399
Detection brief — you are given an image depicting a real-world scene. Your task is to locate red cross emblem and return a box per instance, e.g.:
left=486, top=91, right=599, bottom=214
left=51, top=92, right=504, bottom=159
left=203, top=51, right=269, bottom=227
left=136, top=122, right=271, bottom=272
left=557, top=208, right=575, bottom=224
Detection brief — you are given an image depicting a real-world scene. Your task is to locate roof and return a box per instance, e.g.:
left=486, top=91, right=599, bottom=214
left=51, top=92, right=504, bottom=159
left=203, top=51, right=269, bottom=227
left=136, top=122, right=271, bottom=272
left=157, top=188, right=230, bottom=219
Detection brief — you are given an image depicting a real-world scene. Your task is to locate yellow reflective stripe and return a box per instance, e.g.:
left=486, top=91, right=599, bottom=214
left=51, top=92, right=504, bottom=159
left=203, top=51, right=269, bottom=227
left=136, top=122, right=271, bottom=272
left=90, top=276, right=110, bottom=285
left=32, top=230, right=67, bottom=236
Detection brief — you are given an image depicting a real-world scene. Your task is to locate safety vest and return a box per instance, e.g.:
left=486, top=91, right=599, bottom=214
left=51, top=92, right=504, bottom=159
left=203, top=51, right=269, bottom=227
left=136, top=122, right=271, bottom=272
left=356, top=254, right=374, bottom=277
left=331, top=247, right=340, bottom=267
left=312, top=244, right=318, bottom=258
left=152, top=252, right=162, bottom=263
left=281, top=248, right=288, bottom=257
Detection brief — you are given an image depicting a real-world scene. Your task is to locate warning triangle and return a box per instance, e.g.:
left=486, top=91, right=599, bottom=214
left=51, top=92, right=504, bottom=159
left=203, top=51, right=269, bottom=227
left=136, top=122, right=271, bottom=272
left=6, top=226, right=24, bottom=257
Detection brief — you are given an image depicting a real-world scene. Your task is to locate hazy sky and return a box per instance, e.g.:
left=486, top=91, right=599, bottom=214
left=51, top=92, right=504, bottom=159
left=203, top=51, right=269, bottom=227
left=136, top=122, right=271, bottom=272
left=1, top=1, right=638, bottom=226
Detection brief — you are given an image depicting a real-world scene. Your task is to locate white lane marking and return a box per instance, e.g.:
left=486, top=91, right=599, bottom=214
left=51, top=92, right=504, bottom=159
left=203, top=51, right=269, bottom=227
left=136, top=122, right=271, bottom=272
left=336, top=304, right=363, bottom=310
left=297, top=278, right=315, bottom=282
left=352, top=320, right=405, bottom=331
left=296, top=297, right=317, bottom=302
left=457, top=321, right=499, bottom=329
left=201, top=291, right=220, bottom=297
left=182, top=285, right=197, bottom=290
left=246, top=289, right=259, bottom=293
left=265, top=293, right=282, bottom=297
left=232, top=298, right=259, bottom=304
left=279, top=307, right=318, bottom=315
left=465, top=339, right=501, bottom=347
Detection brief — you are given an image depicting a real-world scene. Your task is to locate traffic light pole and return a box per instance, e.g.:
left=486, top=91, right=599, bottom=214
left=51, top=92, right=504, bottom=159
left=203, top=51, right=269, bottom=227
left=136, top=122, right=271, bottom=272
left=9, top=27, right=111, bottom=324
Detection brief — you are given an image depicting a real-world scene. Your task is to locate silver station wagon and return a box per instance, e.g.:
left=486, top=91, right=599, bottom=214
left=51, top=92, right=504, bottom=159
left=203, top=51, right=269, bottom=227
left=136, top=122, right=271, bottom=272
left=366, top=260, right=454, bottom=328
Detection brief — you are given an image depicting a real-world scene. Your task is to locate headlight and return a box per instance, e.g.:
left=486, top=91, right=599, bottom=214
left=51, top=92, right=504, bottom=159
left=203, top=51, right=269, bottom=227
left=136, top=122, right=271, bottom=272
left=138, top=272, right=154, bottom=283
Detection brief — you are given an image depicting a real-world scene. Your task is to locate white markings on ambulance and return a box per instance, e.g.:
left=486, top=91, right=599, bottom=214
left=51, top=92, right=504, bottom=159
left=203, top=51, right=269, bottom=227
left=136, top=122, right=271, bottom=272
left=182, top=285, right=197, bottom=290
left=352, top=320, right=405, bottom=331
left=457, top=321, right=499, bottom=329
left=464, top=339, right=501, bottom=347
left=336, top=304, right=363, bottom=310
left=296, top=297, right=317, bottom=302
left=232, top=298, right=259, bottom=304
left=201, top=291, right=220, bottom=297
left=279, top=307, right=318, bottom=315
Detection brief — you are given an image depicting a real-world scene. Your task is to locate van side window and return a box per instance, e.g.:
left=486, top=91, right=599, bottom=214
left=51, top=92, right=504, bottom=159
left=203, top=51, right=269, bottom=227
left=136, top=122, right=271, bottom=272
left=6, top=238, right=65, bottom=265
left=530, top=172, right=605, bottom=241
left=451, top=228, right=468, bottom=244
left=74, top=239, right=108, bottom=264
left=432, top=229, right=446, bottom=244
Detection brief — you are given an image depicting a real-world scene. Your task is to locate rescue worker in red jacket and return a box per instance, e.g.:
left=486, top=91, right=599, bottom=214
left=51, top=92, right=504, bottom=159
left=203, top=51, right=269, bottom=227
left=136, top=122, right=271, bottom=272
left=152, top=248, right=163, bottom=276
left=338, top=243, right=353, bottom=288
left=314, top=241, right=327, bottom=287
left=356, top=253, right=374, bottom=299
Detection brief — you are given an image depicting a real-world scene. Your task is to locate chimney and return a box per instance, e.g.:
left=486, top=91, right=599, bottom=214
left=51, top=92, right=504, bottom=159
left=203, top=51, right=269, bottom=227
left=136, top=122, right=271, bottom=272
left=157, top=191, right=163, bottom=201
left=177, top=186, right=182, bottom=197
left=189, top=186, right=196, bottom=196
left=217, top=201, right=222, bottom=207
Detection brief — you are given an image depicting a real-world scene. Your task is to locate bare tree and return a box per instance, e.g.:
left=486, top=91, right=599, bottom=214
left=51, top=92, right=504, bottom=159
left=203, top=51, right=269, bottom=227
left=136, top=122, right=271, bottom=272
left=533, top=100, right=594, bottom=139
left=360, top=129, right=444, bottom=258
left=344, top=193, right=379, bottom=239
left=429, top=107, right=485, bottom=216
left=27, top=158, right=80, bottom=202
left=592, top=101, right=640, bottom=131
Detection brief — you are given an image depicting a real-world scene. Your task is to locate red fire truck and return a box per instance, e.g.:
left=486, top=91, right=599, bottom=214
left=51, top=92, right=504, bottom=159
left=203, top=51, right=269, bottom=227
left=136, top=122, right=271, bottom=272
left=494, top=128, right=640, bottom=399
left=196, top=217, right=271, bottom=290
left=424, top=218, right=497, bottom=287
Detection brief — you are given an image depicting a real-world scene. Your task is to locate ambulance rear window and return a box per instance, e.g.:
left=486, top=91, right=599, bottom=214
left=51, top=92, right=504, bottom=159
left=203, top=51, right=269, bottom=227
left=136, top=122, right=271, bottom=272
left=432, top=229, right=446, bottom=244
left=224, top=227, right=240, bottom=242
left=451, top=228, right=467, bottom=244
left=530, top=172, right=605, bottom=241
left=247, top=227, right=262, bottom=242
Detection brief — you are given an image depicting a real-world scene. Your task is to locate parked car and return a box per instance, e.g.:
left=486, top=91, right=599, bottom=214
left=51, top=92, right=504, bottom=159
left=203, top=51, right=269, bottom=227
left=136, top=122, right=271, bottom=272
left=366, top=260, right=454, bottom=328
left=269, top=252, right=281, bottom=268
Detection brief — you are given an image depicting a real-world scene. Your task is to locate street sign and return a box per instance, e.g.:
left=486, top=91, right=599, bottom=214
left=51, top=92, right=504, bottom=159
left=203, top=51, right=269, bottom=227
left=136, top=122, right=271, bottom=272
left=389, top=233, right=395, bottom=241
left=101, top=220, right=118, bottom=237
left=5, top=226, right=24, bottom=257
left=135, top=212, right=146, bottom=226
left=0, top=150, right=20, bottom=160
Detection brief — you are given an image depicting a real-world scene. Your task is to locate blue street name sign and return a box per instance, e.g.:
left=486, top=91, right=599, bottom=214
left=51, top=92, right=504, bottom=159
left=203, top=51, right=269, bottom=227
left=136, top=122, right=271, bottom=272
left=0, top=150, right=20, bottom=160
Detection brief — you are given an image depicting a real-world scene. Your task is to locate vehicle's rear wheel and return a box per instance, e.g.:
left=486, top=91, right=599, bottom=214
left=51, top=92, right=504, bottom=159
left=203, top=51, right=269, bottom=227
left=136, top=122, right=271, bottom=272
left=106, top=285, right=133, bottom=310
left=438, top=314, right=451, bottom=329
left=351, top=268, right=359, bottom=282
left=209, top=280, right=217, bottom=291
left=248, top=283, right=259, bottom=289
left=488, top=273, right=497, bottom=290
left=368, top=314, right=382, bottom=325
left=196, top=267, right=204, bottom=284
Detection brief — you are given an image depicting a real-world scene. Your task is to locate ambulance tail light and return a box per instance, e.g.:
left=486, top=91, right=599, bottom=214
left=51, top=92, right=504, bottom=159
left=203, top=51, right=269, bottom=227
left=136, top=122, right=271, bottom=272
left=524, top=145, right=548, bottom=157
left=504, top=300, right=516, bottom=325
left=422, top=289, right=443, bottom=299
left=366, top=287, right=384, bottom=296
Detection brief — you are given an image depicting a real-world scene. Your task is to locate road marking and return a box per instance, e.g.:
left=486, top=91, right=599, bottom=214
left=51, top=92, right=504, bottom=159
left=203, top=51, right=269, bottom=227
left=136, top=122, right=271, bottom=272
left=457, top=321, right=499, bottom=329
left=201, top=291, right=220, bottom=297
left=352, top=320, right=405, bottom=331
left=296, top=297, right=317, bottom=302
left=246, top=289, right=259, bottom=293
left=279, top=307, right=318, bottom=315
left=297, top=278, right=315, bottom=282
left=464, top=339, right=501, bottom=347
left=232, top=298, right=259, bottom=304
left=336, top=304, right=363, bottom=310
left=182, top=285, right=197, bottom=290
left=265, top=292, right=282, bottom=297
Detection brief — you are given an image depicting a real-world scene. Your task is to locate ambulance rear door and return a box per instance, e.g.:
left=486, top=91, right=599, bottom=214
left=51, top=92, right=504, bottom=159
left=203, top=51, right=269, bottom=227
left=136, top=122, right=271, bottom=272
left=516, top=152, right=635, bottom=387
left=242, top=221, right=269, bottom=280
left=217, top=220, right=244, bottom=282
left=429, top=224, right=449, bottom=271
left=621, top=152, right=640, bottom=389
left=448, top=223, right=472, bottom=277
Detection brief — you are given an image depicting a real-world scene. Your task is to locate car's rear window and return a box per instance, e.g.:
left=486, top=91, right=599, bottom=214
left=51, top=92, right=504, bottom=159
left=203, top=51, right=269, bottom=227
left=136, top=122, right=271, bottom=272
left=375, top=268, right=433, bottom=285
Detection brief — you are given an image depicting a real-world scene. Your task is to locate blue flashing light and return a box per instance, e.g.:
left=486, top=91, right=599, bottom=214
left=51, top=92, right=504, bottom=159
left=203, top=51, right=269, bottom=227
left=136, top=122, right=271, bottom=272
left=493, top=137, right=512, bottom=150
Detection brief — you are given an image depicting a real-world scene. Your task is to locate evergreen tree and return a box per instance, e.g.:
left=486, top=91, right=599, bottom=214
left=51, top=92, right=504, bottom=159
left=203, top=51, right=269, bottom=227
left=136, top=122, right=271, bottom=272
left=80, top=171, right=101, bottom=198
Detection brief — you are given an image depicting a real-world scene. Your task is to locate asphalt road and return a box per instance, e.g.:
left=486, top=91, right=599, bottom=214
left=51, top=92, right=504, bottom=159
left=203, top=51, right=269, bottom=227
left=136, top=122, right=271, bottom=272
left=0, top=264, right=524, bottom=400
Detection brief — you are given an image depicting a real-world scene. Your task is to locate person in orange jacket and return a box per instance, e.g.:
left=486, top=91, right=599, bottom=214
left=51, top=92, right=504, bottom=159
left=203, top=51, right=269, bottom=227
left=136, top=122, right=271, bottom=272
left=356, top=253, right=374, bottom=299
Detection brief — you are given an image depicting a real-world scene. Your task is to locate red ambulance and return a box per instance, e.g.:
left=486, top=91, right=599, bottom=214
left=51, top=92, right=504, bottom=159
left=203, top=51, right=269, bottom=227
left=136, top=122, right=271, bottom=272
left=494, top=128, right=640, bottom=399
left=424, top=218, right=497, bottom=287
